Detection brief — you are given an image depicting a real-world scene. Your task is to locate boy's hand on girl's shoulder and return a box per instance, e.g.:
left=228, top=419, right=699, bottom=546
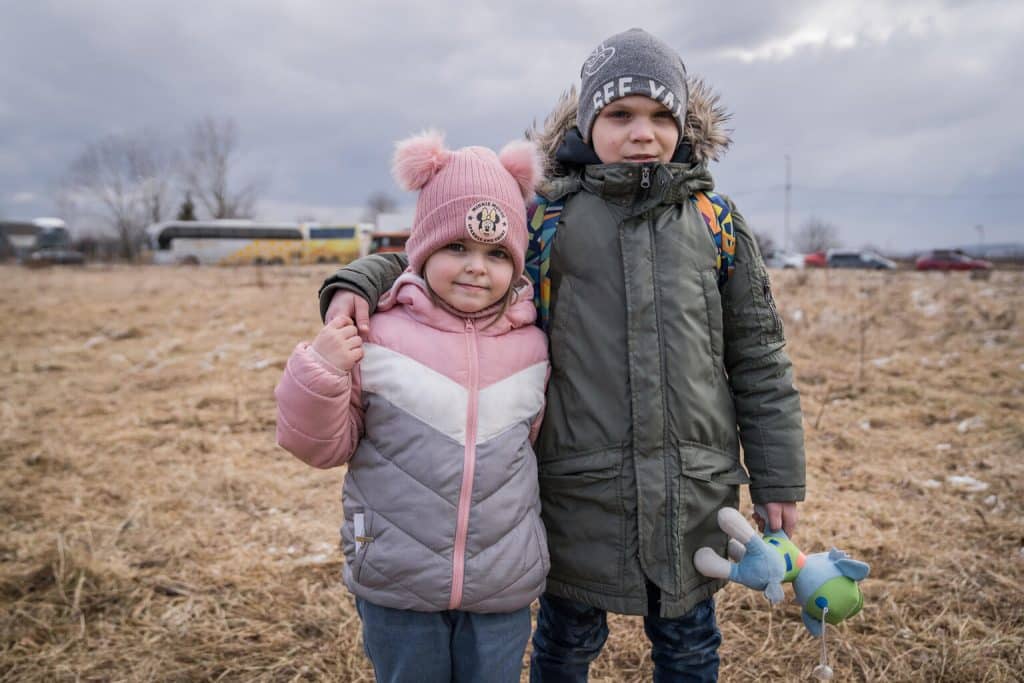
left=312, top=315, right=364, bottom=373
left=326, top=290, right=371, bottom=334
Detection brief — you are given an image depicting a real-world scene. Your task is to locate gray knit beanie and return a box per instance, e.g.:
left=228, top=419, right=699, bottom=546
left=577, top=28, right=688, bottom=145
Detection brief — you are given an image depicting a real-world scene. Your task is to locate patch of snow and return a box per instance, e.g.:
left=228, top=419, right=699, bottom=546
left=299, top=553, right=330, bottom=564
left=957, top=416, right=985, bottom=433
left=871, top=356, right=893, bottom=368
left=790, top=308, right=804, bottom=323
left=935, top=443, right=952, bottom=451
left=84, top=335, right=106, bottom=349
left=946, top=475, right=989, bottom=492
left=859, top=420, right=872, bottom=431
left=230, top=322, right=247, bottom=334
left=922, top=479, right=942, bottom=489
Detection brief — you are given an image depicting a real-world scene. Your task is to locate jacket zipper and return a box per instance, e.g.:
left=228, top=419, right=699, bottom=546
left=640, top=165, right=652, bottom=189
left=449, top=318, right=479, bottom=609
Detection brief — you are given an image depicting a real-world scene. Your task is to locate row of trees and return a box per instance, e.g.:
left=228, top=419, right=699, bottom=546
left=57, top=117, right=260, bottom=259
left=754, top=217, right=843, bottom=257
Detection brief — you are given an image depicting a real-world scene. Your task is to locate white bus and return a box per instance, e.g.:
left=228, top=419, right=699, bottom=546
left=147, top=220, right=365, bottom=265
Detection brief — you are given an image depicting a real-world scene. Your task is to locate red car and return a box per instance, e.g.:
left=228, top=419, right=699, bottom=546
left=370, top=231, right=410, bottom=255
left=804, top=251, right=827, bottom=268
left=915, top=250, right=993, bottom=271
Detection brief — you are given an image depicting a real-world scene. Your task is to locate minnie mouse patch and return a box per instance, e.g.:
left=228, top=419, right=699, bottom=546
left=465, top=201, right=508, bottom=244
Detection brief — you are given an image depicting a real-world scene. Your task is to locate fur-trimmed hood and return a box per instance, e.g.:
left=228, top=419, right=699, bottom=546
left=527, top=77, right=733, bottom=179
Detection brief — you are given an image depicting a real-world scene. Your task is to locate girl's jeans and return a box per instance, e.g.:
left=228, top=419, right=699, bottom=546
left=355, top=598, right=531, bottom=683
left=529, top=588, right=721, bottom=683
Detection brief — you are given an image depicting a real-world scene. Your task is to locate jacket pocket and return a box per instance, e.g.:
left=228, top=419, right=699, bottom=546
left=538, top=448, right=624, bottom=590
left=675, top=443, right=749, bottom=591
left=343, top=508, right=375, bottom=586
left=532, top=513, right=551, bottom=574
left=700, top=269, right=726, bottom=379
left=753, top=266, right=785, bottom=345
left=548, top=276, right=575, bottom=371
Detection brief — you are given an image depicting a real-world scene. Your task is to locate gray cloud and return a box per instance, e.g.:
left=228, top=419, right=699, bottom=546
left=2, top=0, right=1022, bottom=250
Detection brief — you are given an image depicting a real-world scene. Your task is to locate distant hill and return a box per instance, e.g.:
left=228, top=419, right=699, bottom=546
left=954, top=242, right=1024, bottom=259
left=892, top=242, right=1024, bottom=260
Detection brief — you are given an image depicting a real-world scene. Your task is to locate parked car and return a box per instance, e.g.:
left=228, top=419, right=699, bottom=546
left=804, top=251, right=827, bottom=268
left=915, top=249, right=993, bottom=271
left=826, top=249, right=897, bottom=270
left=24, top=248, right=85, bottom=267
left=369, top=231, right=409, bottom=255
left=764, top=250, right=805, bottom=269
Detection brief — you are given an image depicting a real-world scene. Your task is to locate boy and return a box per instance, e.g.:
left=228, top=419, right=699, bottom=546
left=320, top=28, right=805, bottom=682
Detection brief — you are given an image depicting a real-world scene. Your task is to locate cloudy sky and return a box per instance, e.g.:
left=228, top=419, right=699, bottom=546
left=3, top=0, right=1022, bottom=251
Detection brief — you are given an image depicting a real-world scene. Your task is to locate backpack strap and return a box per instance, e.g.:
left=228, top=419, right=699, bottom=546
left=525, top=195, right=563, bottom=331
left=693, top=191, right=737, bottom=288
left=525, top=190, right=736, bottom=331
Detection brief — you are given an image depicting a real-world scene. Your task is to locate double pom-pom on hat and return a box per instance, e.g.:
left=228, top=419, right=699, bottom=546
left=391, top=130, right=542, bottom=278
left=392, top=130, right=542, bottom=201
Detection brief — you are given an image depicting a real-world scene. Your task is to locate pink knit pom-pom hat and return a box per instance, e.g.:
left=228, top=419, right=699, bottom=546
left=392, top=130, right=542, bottom=277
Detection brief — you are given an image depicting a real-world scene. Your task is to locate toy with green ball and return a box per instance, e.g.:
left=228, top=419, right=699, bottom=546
left=694, top=506, right=869, bottom=679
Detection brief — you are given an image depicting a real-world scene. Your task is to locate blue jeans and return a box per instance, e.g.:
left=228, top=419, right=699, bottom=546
left=356, top=598, right=531, bottom=683
left=529, top=588, right=721, bottom=682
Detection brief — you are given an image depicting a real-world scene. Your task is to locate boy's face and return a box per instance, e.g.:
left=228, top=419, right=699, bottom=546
left=590, top=96, right=680, bottom=164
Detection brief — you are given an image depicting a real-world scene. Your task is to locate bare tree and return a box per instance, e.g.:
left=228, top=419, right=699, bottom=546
left=792, top=217, right=842, bottom=253
left=363, top=191, right=397, bottom=223
left=133, top=137, right=175, bottom=226
left=59, top=131, right=174, bottom=259
left=183, top=116, right=259, bottom=219
left=176, top=192, right=197, bottom=221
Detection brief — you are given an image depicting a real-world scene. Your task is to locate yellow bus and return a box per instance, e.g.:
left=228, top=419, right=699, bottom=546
left=147, top=220, right=364, bottom=265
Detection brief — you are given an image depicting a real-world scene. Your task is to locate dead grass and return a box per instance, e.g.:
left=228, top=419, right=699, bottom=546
left=1, top=264, right=1021, bottom=682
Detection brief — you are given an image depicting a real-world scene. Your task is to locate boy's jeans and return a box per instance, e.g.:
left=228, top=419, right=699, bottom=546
left=529, top=588, right=721, bottom=683
left=355, top=598, right=531, bottom=683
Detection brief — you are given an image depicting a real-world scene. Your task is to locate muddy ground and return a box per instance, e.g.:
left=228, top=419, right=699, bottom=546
left=1, top=264, right=1021, bottom=682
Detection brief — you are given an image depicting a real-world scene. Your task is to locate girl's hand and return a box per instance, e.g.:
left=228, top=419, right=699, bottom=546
left=311, top=315, right=364, bottom=372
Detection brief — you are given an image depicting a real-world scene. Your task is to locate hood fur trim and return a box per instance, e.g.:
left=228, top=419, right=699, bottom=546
left=526, top=76, right=733, bottom=178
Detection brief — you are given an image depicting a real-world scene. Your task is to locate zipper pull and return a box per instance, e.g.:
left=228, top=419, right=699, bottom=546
left=640, top=166, right=652, bottom=189
left=465, top=319, right=474, bottom=332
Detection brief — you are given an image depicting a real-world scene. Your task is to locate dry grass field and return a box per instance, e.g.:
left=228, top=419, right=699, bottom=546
left=1, top=264, right=1022, bottom=682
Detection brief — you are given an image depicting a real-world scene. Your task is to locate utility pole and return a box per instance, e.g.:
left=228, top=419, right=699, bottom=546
left=784, top=154, right=791, bottom=252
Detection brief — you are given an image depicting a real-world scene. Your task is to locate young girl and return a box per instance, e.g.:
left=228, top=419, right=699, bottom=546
left=275, top=132, right=550, bottom=683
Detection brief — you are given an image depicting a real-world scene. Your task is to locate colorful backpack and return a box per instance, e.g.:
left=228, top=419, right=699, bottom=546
left=525, top=190, right=737, bottom=331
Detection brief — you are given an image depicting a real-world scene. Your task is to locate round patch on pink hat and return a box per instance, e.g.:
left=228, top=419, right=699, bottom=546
left=465, top=201, right=508, bottom=244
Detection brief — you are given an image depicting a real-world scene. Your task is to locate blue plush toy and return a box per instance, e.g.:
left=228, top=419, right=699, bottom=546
left=694, top=507, right=870, bottom=679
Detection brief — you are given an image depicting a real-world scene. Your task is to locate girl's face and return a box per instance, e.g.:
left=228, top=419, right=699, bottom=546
left=423, top=239, right=515, bottom=313
left=591, top=95, right=680, bottom=164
